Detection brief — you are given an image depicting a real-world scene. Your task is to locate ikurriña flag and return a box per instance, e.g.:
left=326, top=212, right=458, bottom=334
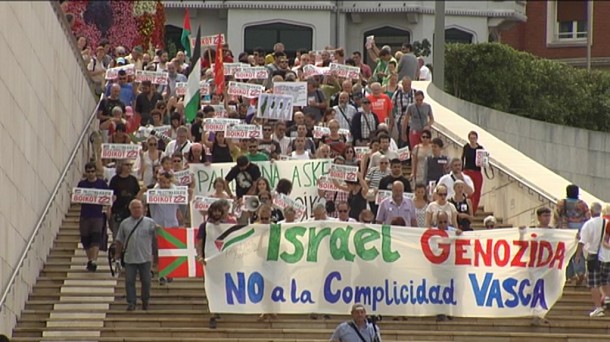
left=157, top=227, right=203, bottom=278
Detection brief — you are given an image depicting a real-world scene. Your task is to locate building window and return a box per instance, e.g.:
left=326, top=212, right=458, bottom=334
left=244, top=23, right=312, bottom=60
left=548, top=0, right=588, bottom=44
left=445, top=28, right=474, bottom=44
left=363, top=27, right=410, bottom=64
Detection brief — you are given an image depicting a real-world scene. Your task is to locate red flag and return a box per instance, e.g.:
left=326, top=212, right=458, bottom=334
left=213, top=34, right=224, bottom=96
left=157, top=227, right=204, bottom=278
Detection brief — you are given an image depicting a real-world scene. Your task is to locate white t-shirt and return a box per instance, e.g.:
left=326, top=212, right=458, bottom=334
left=290, top=150, right=311, bottom=160
left=426, top=201, right=458, bottom=226
left=438, top=172, right=474, bottom=198
left=580, top=217, right=610, bottom=261
left=419, top=65, right=432, bottom=81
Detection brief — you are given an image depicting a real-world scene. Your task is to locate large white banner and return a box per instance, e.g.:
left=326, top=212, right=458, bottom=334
left=204, top=223, right=577, bottom=317
left=190, top=160, right=333, bottom=227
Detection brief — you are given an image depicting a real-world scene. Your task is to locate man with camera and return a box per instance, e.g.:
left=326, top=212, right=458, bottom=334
left=330, top=304, right=381, bottom=342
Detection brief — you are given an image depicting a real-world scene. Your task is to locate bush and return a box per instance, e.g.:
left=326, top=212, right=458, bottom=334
left=445, top=43, right=610, bottom=132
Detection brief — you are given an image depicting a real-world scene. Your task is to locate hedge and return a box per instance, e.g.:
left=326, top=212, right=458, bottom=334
left=445, top=43, right=610, bottom=132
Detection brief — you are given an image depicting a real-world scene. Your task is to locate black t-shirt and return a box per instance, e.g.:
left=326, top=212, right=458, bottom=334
left=135, top=92, right=163, bottom=116
left=109, top=174, right=140, bottom=219
left=99, top=98, right=125, bottom=119
left=259, top=139, right=281, bottom=159
left=462, top=143, right=484, bottom=172
left=378, top=175, right=412, bottom=193
left=191, top=121, right=203, bottom=142
left=224, top=163, right=261, bottom=198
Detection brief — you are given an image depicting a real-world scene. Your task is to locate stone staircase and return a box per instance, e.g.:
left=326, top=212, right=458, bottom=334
left=10, top=204, right=610, bottom=341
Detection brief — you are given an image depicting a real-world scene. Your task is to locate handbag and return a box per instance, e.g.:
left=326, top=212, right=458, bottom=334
left=586, top=219, right=606, bottom=272
left=120, top=217, right=144, bottom=267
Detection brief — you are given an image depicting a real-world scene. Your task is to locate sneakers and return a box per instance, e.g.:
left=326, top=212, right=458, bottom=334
left=86, top=261, right=97, bottom=272
left=604, top=297, right=610, bottom=308
left=159, top=277, right=167, bottom=286
left=590, top=307, right=605, bottom=317
left=126, top=304, right=136, bottom=312
left=209, top=317, right=217, bottom=329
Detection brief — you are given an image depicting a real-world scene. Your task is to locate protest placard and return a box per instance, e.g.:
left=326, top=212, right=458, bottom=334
left=273, top=82, right=307, bottom=106
left=192, top=195, right=233, bottom=212
left=397, top=146, right=411, bottom=161
left=302, top=65, right=331, bottom=79
left=476, top=150, right=490, bottom=167
left=224, top=124, right=263, bottom=140
left=204, top=223, right=577, bottom=317
left=227, top=81, right=264, bottom=99
left=329, top=63, right=360, bottom=80
left=105, top=64, right=135, bottom=80
left=354, top=147, right=369, bottom=160
left=203, top=118, right=241, bottom=132
left=101, top=144, right=141, bottom=159
left=313, top=126, right=330, bottom=139
left=135, top=70, right=169, bottom=85
left=257, top=93, right=294, bottom=121
left=146, top=187, right=189, bottom=205
left=71, top=188, right=113, bottom=205
left=329, top=163, right=359, bottom=182
left=234, top=67, right=268, bottom=80
left=374, top=190, right=414, bottom=205
left=191, top=33, right=225, bottom=48
left=317, top=176, right=346, bottom=193
left=173, top=169, right=192, bottom=186
left=272, top=192, right=306, bottom=218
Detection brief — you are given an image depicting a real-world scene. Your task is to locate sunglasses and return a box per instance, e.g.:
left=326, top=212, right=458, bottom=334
left=422, top=136, right=431, bottom=139
left=148, top=142, right=157, bottom=146
left=338, top=209, right=348, bottom=213
left=263, top=128, right=272, bottom=131
left=85, top=170, right=96, bottom=173
left=172, top=159, right=182, bottom=163
left=437, top=193, right=447, bottom=196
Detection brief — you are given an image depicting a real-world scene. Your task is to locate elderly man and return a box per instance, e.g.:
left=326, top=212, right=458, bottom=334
left=366, top=82, right=393, bottom=125
left=391, top=77, right=416, bottom=146
left=115, top=199, right=158, bottom=311
left=576, top=202, right=610, bottom=317
left=330, top=304, right=382, bottom=342
left=376, top=181, right=417, bottom=226
left=437, top=158, right=474, bottom=199
left=333, top=91, right=357, bottom=131
left=164, top=125, right=192, bottom=161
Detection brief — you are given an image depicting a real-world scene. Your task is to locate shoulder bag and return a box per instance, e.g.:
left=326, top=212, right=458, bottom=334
left=121, top=217, right=144, bottom=267
left=587, top=219, right=606, bottom=272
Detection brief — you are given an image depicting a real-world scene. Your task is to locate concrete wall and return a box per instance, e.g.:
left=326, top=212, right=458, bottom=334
left=427, top=84, right=610, bottom=202
left=0, top=2, right=98, bottom=335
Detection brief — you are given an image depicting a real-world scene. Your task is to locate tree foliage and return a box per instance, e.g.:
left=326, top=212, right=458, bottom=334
left=445, top=43, right=610, bottom=132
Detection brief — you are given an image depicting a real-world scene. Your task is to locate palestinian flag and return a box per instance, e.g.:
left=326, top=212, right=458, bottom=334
left=180, top=9, right=191, bottom=57
left=184, top=26, right=202, bottom=123
left=158, top=227, right=203, bottom=278
left=213, top=225, right=255, bottom=252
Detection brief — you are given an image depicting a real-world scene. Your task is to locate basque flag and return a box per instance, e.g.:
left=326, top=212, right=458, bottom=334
left=157, top=227, right=203, bottom=278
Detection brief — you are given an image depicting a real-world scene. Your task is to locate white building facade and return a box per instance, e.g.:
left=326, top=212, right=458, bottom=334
left=163, top=1, right=526, bottom=62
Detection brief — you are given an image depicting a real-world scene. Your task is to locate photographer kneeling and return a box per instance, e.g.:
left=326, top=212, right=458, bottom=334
left=330, top=304, right=381, bottom=342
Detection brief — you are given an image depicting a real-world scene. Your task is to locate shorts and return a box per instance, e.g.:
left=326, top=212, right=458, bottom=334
left=587, top=260, right=610, bottom=288
left=79, top=217, right=104, bottom=249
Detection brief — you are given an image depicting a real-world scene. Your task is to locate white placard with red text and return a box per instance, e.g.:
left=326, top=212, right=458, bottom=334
left=329, top=163, right=359, bottom=182
left=317, top=176, right=346, bottom=193
left=397, top=146, right=411, bottom=161
left=302, top=65, right=331, bottom=79
left=375, top=190, right=414, bottom=205
left=191, top=34, right=225, bottom=48
left=101, top=144, right=141, bottom=159
left=234, top=67, right=269, bottom=80
left=313, top=126, right=331, bottom=139
left=71, top=188, right=114, bottom=205
left=135, top=70, right=169, bottom=85
left=173, top=169, right=192, bottom=186
left=224, top=124, right=263, bottom=140
left=146, top=187, right=189, bottom=205
left=354, top=147, right=369, bottom=160
left=329, top=63, right=360, bottom=80
left=203, top=118, right=241, bottom=132
left=192, top=195, right=233, bottom=212
left=227, top=81, right=264, bottom=99
left=272, top=193, right=306, bottom=218
left=105, top=64, right=135, bottom=80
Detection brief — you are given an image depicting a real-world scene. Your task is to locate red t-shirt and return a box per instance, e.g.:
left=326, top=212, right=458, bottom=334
left=367, top=94, right=393, bottom=123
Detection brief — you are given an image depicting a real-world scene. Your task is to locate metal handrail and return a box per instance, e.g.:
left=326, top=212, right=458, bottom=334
left=0, top=96, right=102, bottom=312
left=431, top=121, right=558, bottom=206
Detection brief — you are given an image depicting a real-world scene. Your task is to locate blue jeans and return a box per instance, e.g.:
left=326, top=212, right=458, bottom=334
left=125, top=262, right=151, bottom=305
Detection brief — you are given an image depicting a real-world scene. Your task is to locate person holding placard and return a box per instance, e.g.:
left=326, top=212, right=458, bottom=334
left=334, top=172, right=369, bottom=221
left=109, top=160, right=146, bottom=238
left=461, top=131, right=485, bottom=214
left=376, top=181, right=417, bottom=226
left=78, top=162, right=110, bottom=272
